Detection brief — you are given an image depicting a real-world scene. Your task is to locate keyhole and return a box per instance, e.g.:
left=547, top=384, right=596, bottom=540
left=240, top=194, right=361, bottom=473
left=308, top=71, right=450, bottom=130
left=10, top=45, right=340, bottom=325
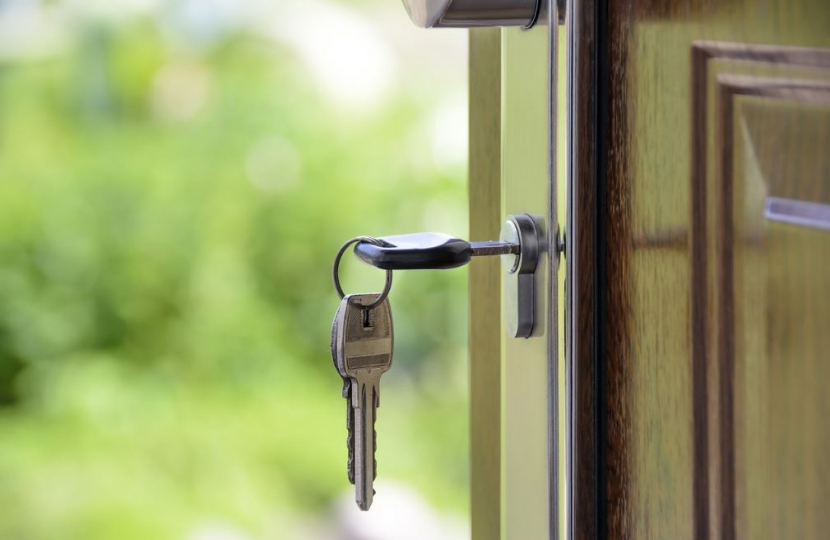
left=362, top=308, right=374, bottom=329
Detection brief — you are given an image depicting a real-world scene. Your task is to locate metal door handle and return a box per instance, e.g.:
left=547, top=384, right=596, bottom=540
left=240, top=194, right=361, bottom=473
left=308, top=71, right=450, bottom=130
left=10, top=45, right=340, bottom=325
left=401, top=0, right=544, bottom=28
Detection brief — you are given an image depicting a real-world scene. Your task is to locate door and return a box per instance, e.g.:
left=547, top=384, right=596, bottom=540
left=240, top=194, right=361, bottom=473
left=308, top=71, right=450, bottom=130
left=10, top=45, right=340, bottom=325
left=410, top=0, right=830, bottom=538
left=568, top=0, right=830, bottom=539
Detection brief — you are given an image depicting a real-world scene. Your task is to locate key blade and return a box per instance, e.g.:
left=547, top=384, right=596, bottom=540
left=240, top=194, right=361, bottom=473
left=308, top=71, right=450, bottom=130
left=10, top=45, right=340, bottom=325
left=354, top=382, right=377, bottom=511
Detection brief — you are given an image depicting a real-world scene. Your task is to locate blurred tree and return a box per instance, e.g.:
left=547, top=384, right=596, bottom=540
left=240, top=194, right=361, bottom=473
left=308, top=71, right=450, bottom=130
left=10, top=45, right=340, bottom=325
left=0, top=1, right=469, bottom=538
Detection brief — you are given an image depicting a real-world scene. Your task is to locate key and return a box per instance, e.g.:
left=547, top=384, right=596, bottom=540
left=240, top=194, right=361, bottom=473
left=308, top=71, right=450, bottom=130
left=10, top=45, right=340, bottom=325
left=339, top=294, right=393, bottom=511
left=331, top=298, right=356, bottom=484
left=334, top=293, right=394, bottom=511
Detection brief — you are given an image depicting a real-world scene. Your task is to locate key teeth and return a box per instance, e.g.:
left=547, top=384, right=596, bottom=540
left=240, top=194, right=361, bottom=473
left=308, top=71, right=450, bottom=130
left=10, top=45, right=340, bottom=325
left=345, top=389, right=356, bottom=484
left=347, top=431, right=355, bottom=484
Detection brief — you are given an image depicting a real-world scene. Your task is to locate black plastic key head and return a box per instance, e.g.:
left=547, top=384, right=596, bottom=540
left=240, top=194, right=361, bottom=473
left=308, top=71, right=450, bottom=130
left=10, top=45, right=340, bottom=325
left=354, top=233, right=473, bottom=270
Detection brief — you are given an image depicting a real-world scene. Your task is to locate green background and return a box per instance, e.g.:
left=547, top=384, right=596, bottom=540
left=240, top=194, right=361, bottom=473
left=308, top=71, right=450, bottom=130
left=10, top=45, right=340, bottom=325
left=0, top=1, right=469, bottom=538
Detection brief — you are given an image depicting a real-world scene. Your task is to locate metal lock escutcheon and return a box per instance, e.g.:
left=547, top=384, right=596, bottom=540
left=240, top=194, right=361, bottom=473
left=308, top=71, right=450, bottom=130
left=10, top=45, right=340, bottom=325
left=500, top=214, right=542, bottom=338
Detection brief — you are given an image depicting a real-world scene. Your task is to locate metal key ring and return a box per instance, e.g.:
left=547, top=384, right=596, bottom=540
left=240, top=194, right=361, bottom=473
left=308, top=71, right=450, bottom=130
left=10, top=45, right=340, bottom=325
left=332, top=236, right=393, bottom=310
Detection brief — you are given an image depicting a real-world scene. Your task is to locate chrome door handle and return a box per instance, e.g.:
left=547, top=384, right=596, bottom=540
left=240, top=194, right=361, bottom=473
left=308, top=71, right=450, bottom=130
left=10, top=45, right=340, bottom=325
left=401, top=0, right=544, bottom=28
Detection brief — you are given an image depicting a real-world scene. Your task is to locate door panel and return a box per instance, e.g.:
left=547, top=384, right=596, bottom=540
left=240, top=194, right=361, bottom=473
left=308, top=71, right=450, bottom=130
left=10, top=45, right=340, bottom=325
left=569, top=0, right=830, bottom=538
left=723, top=87, right=830, bottom=539
left=692, top=43, right=830, bottom=540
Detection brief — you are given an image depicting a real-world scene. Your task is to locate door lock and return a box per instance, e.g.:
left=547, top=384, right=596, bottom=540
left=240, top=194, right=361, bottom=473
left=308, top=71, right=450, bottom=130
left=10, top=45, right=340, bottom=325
left=351, top=214, right=544, bottom=338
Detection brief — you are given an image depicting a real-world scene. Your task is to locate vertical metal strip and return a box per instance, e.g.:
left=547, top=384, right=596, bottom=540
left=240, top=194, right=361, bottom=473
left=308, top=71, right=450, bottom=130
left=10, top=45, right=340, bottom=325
left=565, top=2, right=575, bottom=537
left=565, top=2, right=576, bottom=536
left=547, top=0, right=561, bottom=539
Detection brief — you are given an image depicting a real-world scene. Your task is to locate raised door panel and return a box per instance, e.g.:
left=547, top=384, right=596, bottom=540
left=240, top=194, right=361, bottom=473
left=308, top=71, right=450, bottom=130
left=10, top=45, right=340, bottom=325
left=721, top=80, right=830, bottom=540
left=692, top=43, right=830, bottom=540
left=593, top=1, right=830, bottom=539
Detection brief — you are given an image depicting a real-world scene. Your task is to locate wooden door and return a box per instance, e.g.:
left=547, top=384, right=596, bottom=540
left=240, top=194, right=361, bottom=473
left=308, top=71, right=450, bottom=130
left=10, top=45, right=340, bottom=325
left=567, top=0, right=830, bottom=539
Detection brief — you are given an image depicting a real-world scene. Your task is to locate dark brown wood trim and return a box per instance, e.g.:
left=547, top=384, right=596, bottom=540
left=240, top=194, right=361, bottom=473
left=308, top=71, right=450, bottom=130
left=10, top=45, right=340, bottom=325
left=715, top=76, right=737, bottom=540
left=604, top=3, right=633, bottom=537
left=690, top=43, right=712, bottom=540
left=692, top=41, right=830, bottom=71
left=569, top=0, right=600, bottom=537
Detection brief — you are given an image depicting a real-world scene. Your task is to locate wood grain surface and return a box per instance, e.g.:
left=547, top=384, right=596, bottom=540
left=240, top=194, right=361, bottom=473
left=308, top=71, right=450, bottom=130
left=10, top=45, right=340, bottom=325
left=570, top=0, right=830, bottom=538
left=568, top=0, right=600, bottom=537
left=469, top=28, right=502, bottom=540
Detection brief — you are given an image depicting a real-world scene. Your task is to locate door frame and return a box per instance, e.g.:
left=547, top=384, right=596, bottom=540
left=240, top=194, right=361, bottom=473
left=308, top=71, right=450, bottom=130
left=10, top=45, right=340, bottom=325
left=565, top=0, right=602, bottom=538
left=469, top=27, right=504, bottom=540
left=468, top=2, right=563, bottom=536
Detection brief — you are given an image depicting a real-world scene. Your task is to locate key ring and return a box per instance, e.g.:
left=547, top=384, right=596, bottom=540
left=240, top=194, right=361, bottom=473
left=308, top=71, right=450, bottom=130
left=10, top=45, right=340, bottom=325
left=332, top=236, right=393, bottom=310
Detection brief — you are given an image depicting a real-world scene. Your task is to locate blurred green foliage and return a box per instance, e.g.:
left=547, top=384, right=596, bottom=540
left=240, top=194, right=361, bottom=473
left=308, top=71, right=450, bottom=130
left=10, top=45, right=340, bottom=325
left=0, top=4, right=468, bottom=538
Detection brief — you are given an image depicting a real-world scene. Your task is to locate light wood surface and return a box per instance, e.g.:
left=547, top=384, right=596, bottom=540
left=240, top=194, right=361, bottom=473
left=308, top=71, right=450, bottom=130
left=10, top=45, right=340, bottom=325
left=569, top=1, right=830, bottom=538
left=501, top=25, right=553, bottom=540
left=469, top=28, right=502, bottom=540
